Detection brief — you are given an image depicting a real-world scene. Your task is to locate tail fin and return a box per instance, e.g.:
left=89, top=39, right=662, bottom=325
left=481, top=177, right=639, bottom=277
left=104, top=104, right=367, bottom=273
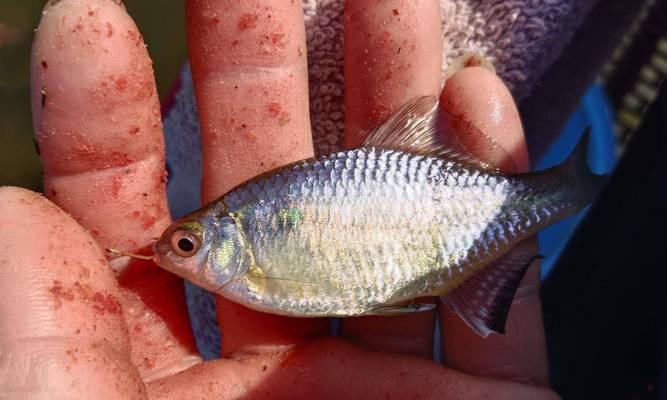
left=504, top=129, right=606, bottom=236
left=558, top=129, right=607, bottom=204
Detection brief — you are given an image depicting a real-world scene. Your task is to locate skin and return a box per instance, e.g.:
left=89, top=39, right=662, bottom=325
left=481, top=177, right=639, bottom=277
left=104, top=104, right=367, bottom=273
left=0, top=0, right=559, bottom=398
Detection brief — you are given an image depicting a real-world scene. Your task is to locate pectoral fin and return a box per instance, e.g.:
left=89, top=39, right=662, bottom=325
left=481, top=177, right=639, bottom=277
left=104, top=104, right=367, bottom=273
left=365, top=303, right=436, bottom=316
left=441, top=248, right=543, bottom=337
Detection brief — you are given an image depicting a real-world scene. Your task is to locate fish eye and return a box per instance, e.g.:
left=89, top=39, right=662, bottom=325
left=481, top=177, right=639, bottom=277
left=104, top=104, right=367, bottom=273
left=170, top=230, right=201, bottom=257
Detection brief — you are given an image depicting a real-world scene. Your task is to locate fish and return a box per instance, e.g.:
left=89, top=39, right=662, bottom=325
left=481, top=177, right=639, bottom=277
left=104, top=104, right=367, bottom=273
left=152, top=96, right=605, bottom=337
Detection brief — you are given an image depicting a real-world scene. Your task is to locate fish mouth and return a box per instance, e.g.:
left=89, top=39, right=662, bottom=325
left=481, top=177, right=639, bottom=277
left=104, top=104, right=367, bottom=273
left=151, top=240, right=178, bottom=273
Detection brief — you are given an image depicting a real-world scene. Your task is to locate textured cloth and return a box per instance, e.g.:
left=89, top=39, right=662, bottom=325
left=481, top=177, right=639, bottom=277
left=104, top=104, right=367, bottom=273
left=162, top=0, right=597, bottom=359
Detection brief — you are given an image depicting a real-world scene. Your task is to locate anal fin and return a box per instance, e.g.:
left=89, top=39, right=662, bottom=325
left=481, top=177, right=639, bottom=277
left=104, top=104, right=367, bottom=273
left=365, top=303, right=436, bottom=316
left=441, top=247, right=542, bottom=337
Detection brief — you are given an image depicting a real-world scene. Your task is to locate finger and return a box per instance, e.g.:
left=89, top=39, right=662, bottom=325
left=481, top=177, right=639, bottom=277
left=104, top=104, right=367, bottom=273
left=187, top=0, right=313, bottom=199
left=0, top=187, right=145, bottom=398
left=186, top=0, right=328, bottom=357
left=147, top=338, right=560, bottom=400
left=343, top=0, right=442, bottom=148
left=340, top=0, right=442, bottom=358
left=32, top=0, right=199, bottom=379
left=33, top=0, right=169, bottom=252
left=438, top=66, right=550, bottom=385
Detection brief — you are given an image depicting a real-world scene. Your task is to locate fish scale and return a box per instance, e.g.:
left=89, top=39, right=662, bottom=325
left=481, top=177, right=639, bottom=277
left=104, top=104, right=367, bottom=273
left=221, top=146, right=517, bottom=315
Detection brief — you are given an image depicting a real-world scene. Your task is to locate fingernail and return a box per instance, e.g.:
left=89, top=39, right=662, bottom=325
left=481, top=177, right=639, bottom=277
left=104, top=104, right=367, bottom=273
left=444, top=53, right=496, bottom=82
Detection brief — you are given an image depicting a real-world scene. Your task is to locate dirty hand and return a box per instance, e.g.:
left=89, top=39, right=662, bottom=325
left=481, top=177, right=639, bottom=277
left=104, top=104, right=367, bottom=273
left=0, top=0, right=559, bottom=398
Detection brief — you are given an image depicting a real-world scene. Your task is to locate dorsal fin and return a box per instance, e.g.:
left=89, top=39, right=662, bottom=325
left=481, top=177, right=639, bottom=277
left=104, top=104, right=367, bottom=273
left=362, top=96, right=516, bottom=171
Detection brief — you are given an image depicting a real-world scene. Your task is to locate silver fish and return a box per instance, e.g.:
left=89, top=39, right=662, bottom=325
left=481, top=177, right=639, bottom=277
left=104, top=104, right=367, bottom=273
left=153, top=97, right=604, bottom=337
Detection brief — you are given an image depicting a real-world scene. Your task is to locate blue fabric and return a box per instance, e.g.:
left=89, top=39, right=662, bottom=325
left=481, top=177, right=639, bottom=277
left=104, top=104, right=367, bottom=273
left=536, top=84, right=618, bottom=280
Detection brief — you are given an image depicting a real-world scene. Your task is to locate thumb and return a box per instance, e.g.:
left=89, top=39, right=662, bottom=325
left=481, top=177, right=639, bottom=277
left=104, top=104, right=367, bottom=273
left=0, top=187, right=145, bottom=398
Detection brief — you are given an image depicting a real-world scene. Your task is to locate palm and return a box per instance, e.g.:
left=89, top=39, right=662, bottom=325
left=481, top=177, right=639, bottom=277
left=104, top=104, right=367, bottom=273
left=0, top=0, right=559, bottom=398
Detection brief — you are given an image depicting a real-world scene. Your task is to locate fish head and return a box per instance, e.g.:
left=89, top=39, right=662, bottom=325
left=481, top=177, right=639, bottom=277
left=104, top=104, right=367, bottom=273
left=153, top=204, right=249, bottom=292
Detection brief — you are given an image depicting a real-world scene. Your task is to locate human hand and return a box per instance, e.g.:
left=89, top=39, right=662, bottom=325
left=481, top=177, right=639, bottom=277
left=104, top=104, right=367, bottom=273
left=0, top=0, right=559, bottom=398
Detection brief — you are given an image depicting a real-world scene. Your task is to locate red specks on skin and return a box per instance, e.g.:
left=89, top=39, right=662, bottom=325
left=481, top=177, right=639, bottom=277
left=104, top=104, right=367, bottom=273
left=132, top=211, right=141, bottom=218
left=238, top=13, right=258, bottom=31
left=143, top=357, right=155, bottom=369
left=128, top=126, right=140, bottom=135
left=232, top=124, right=257, bottom=143
left=270, top=33, right=286, bottom=47
left=231, top=39, right=240, bottom=47
left=211, top=16, right=220, bottom=26
left=50, top=189, right=57, bottom=197
left=142, top=214, right=157, bottom=229
left=370, top=104, right=390, bottom=123
left=106, top=22, right=113, bottom=38
left=111, top=175, right=123, bottom=198
left=267, top=102, right=282, bottom=117
left=392, top=9, right=400, bottom=16
left=384, top=70, right=392, bottom=81
left=73, top=23, right=83, bottom=32
left=66, top=348, right=79, bottom=363
left=266, top=103, right=291, bottom=126
left=91, top=292, right=121, bottom=315
left=88, top=10, right=95, bottom=16
left=380, top=30, right=392, bottom=47
left=115, top=77, right=128, bottom=91
left=297, top=46, right=302, bottom=57
left=50, top=280, right=75, bottom=310
left=40, top=60, right=48, bottom=69
left=259, top=30, right=286, bottom=49
left=107, top=151, right=133, bottom=165
left=126, top=29, right=142, bottom=47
